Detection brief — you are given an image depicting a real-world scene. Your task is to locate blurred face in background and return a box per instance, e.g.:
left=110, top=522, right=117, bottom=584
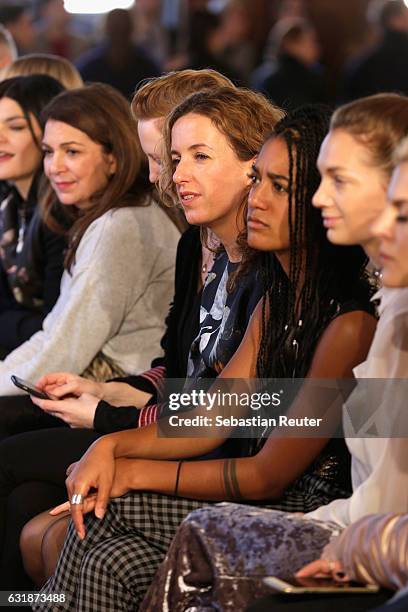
left=137, top=118, right=163, bottom=183
left=373, top=161, right=408, bottom=287
left=135, top=0, right=161, bottom=17
left=6, top=11, right=35, bottom=52
left=0, top=43, right=14, bottom=70
left=313, top=128, right=388, bottom=264
left=387, top=6, right=408, bottom=33
left=43, top=119, right=116, bottom=209
left=41, top=0, right=70, bottom=28
left=285, top=28, right=321, bottom=66
left=279, top=0, right=305, bottom=19
left=0, top=96, right=42, bottom=198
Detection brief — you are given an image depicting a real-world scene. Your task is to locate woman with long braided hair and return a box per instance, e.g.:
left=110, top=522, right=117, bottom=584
left=256, top=107, right=372, bottom=383
left=34, top=105, right=376, bottom=612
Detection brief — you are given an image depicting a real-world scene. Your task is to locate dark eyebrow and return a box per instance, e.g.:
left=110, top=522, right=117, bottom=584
left=4, top=115, right=27, bottom=123
left=392, top=199, right=408, bottom=209
left=60, top=141, right=83, bottom=147
left=267, top=172, right=289, bottom=182
left=41, top=140, right=83, bottom=148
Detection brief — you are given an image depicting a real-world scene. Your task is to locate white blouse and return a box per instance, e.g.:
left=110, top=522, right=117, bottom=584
left=307, top=287, right=408, bottom=527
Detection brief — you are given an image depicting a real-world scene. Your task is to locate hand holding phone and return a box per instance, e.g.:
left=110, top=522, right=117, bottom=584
left=11, top=375, right=56, bottom=400
left=263, top=575, right=380, bottom=595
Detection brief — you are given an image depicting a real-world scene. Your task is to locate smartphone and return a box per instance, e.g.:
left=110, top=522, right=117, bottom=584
left=263, top=576, right=380, bottom=595
left=11, top=375, right=54, bottom=400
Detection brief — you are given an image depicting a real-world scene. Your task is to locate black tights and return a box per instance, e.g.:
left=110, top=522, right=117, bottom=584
left=0, top=425, right=100, bottom=588
left=0, top=394, right=66, bottom=441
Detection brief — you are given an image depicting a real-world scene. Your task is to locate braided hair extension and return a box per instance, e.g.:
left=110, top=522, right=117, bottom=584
left=256, top=106, right=374, bottom=380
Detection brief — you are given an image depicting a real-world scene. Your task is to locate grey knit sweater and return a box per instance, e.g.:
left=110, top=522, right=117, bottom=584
left=0, top=200, right=179, bottom=395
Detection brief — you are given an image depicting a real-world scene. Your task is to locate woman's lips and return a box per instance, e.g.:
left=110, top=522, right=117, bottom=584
left=379, top=250, right=393, bottom=263
left=248, top=216, right=268, bottom=229
left=322, top=216, right=341, bottom=228
left=179, top=192, right=200, bottom=205
left=54, top=182, right=74, bottom=191
left=0, top=153, right=13, bottom=162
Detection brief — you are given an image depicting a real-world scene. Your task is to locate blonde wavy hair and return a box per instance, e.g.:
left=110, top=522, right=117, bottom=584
left=331, top=93, right=408, bottom=179
left=394, top=135, right=408, bottom=167
left=3, top=53, right=83, bottom=89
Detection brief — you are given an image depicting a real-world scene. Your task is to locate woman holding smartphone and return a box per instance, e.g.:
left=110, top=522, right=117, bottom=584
left=0, top=83, right=178, bottom=404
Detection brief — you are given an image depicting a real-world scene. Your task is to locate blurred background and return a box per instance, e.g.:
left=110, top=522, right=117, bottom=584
left=1, top=0, right=407, bottom=108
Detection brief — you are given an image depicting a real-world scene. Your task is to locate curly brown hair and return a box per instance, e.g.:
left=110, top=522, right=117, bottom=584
left=159, top=87, right=284, bottom=286
left=132, top=69, right=236, bottom=234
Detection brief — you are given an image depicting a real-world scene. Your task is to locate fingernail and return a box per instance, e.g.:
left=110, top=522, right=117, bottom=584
left=95, top=508, right=105, bottom=519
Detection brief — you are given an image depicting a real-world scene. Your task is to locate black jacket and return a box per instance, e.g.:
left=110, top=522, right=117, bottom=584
left=343, top=30, right=408, bottom=101
left=260, top=54, right=326, bottom=111
left=94, top=226, right=202, bottom=433
left=0, top=182, right=66, bottom=353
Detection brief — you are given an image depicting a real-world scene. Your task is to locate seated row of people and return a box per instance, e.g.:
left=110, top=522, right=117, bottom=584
left=0, top=71, right=283, bottom=589
left=142, top=95, right=408, bottom=611
left=0, top=74, right=180, bottom=433
left=0, top=58, right=406, bottom=610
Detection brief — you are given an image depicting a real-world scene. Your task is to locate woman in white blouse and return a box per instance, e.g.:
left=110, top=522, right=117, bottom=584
left=293, top=134, right=408, bottom=610
left=307, top=95, right=408, bottom=526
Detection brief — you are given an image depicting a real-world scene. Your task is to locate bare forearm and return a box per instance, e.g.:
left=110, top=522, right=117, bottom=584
left=124, top=434, right=333, bottom=501
left=128, top=455, right=280, bottom=502
left=97, top=424, right=225, bottom=461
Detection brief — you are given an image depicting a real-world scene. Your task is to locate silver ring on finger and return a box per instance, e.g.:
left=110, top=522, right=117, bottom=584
left=71, top=493, right=83, bottom=505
